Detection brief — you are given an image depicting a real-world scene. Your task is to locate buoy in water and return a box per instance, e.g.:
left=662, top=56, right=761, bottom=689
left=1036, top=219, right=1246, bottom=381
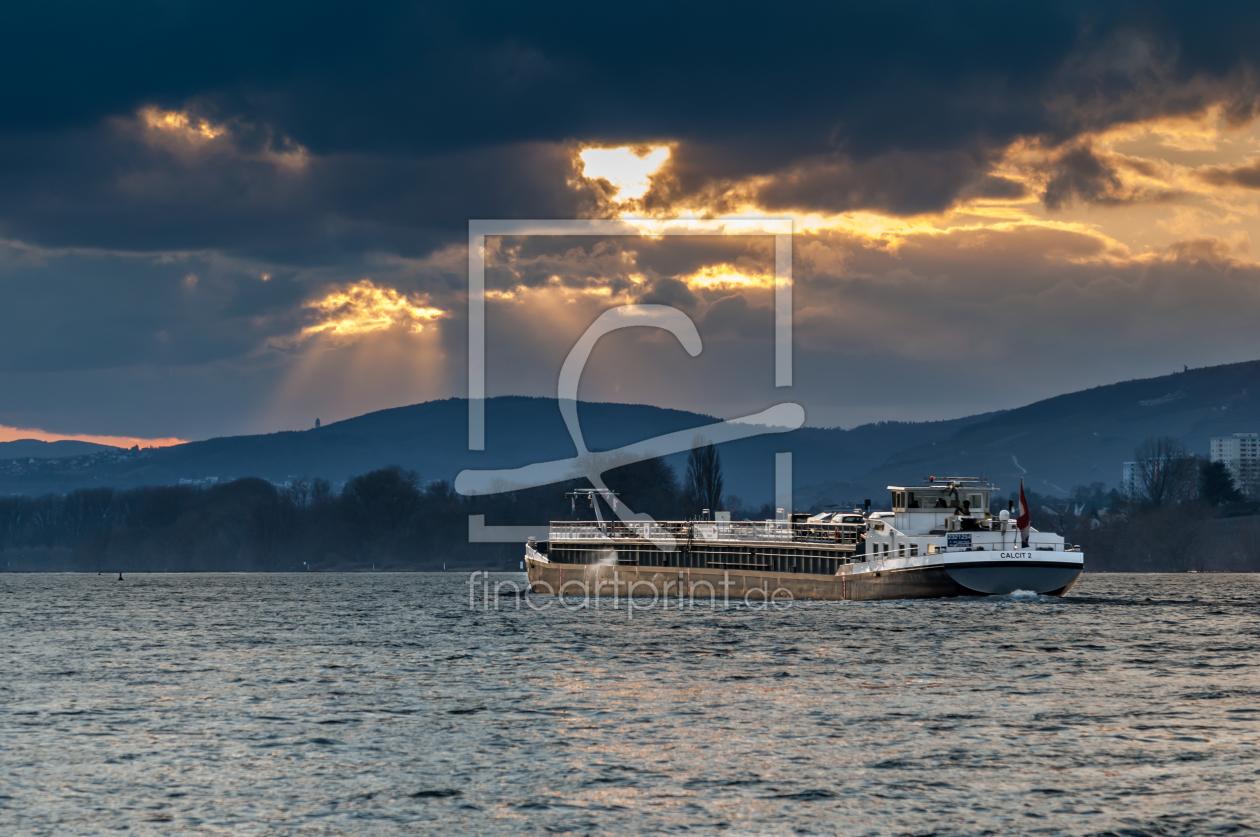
left=118, top=572, right=123, bottom=581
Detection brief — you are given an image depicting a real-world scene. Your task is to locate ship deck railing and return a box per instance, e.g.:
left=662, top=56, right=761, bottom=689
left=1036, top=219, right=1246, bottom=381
left=548, top=519, right=862, bottom=546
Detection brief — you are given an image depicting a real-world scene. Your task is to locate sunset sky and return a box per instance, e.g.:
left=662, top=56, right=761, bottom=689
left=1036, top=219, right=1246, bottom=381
left=4, top=2, right=1260, bottom=445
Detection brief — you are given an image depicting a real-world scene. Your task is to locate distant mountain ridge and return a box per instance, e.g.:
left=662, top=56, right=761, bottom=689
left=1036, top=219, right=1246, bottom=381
left=0, top=439, right=117, bottom=460
left=6, top=358, right=1260, bottom=505
left=0, top=398, right=987, bottom=502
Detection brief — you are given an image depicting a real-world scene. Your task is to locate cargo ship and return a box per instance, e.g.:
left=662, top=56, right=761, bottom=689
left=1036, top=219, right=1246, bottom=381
left=524, top=479, right=1083, bottom=601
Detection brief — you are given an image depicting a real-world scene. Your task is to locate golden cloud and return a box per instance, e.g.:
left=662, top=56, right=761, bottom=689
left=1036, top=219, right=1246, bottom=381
left=135, top=106, right=309, bottom=169
left=301, top=280, right=445, bottom=342
left=564, top=105, right=1260, bottom=272
left=140, top=107, right=226, bottom=145
left=681, top=263, right=774, bottom=289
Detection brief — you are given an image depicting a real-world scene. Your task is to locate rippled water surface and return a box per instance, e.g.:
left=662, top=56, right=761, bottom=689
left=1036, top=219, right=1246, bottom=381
left=2, top=573, right=1258, bottom=836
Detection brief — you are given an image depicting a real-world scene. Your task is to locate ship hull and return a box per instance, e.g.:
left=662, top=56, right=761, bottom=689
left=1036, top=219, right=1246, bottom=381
left=945, top=561, right=1083, bottom=596
left=524, top=547, right=1082, bottom=602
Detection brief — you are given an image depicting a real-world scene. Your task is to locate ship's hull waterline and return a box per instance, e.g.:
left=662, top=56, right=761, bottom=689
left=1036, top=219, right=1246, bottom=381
left=524, top=550, right=1082, bottom=602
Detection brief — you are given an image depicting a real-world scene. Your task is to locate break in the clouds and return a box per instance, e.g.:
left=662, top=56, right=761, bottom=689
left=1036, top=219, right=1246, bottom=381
left=4, top=1, right=1260, bottom=441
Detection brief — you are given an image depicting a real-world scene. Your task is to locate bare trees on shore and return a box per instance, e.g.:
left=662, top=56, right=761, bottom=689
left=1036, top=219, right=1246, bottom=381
left=684, top=442, right=724, bottom=516
left=1130, top=436, right=1200, bottom=507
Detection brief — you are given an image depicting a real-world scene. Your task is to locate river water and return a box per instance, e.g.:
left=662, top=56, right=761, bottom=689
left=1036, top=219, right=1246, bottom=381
left=1, top=572, right=1257, bottom=836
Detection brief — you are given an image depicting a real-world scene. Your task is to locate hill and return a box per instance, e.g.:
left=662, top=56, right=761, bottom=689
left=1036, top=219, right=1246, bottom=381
left=7, top=358, right=1260, bottom=508
left=0, top=439, right=117, bottom=460
left=0, top=398, right=985, bottom=503
left=798, top=359, right=1260, bottom=506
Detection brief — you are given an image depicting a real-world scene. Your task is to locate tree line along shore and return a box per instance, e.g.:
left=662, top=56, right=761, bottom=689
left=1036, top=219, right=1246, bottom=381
left=1, top=440, right=1258, bottom=573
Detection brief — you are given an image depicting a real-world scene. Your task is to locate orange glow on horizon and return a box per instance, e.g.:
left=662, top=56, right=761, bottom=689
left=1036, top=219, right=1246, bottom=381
left=0, top=424, right=187, bottom=450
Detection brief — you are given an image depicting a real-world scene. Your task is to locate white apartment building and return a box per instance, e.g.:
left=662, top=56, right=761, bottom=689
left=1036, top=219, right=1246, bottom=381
left=1210, top=432, right=1260, bottom=498
left=1121, top=461, right=1137, bottom=497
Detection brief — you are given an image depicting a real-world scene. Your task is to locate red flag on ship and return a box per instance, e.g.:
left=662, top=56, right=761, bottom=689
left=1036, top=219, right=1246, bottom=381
left=1016, top=478, right=1031, bottom=548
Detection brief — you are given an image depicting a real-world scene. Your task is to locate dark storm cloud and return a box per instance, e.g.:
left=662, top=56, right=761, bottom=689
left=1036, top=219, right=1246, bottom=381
left=1040, top=143, right=1185, bottom=209
left=0, top=120, right=593, bottom=262
left=3, top=1, right=1260, bottom=248
left=3, top=2, right=1079, bottom=151
left=0, top=246, right=307, bottom=373
left=1041, top=144, right=1129, bottom=209
left=748, top=149, right=996, bottom=216
left=638, top=278, right=698, bottom=310
left=700, top=294, right=773, bottom=341
left=1198, top=159, right=1260, bottom=189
